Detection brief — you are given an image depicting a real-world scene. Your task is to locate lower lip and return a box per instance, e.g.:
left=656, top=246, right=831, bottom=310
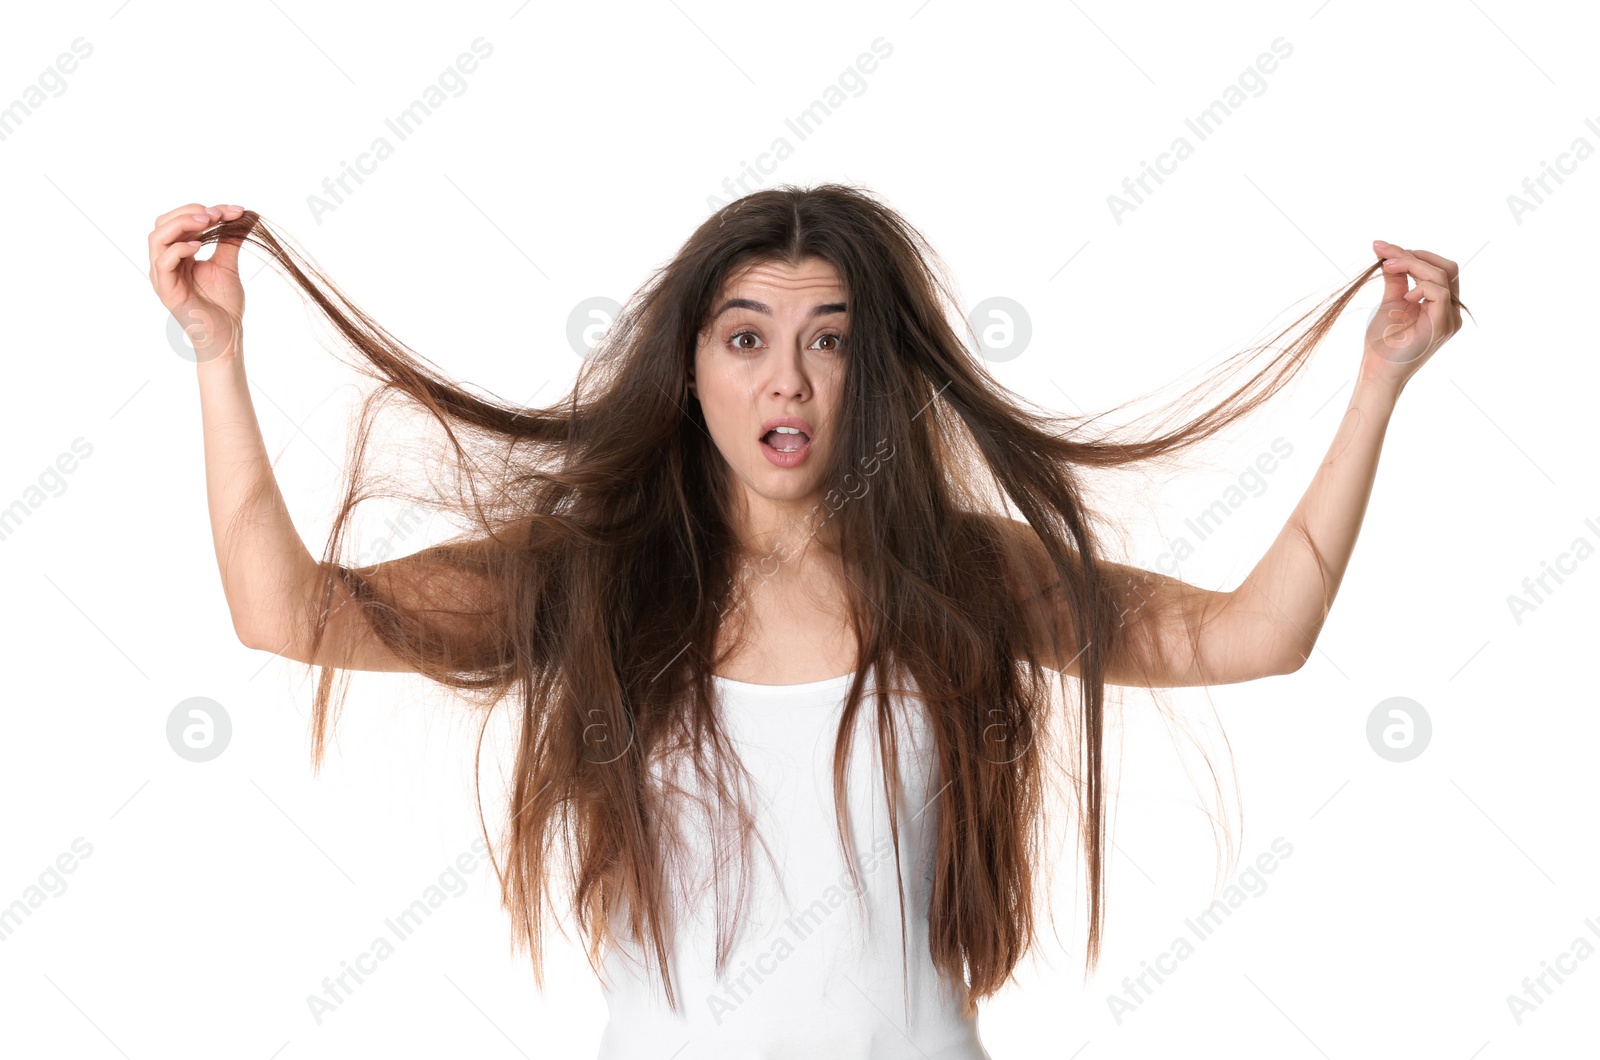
left=760, top=433, right=812, bottom=467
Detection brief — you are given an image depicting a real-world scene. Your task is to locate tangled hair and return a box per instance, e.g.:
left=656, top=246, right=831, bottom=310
left=198, top=183, right=1467, bottom=1017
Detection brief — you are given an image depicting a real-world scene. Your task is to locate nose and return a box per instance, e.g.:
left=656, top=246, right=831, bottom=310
left=767, top=339, right=812, bottom=398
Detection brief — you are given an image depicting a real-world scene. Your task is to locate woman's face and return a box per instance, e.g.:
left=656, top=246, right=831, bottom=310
left=688, top=256, right=849, bottom=541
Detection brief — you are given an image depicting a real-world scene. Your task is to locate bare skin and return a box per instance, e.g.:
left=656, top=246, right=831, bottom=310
left=690, top=242, right=1466, bottom=690
left=1000, top=240, right=1466, bottom=687
left=688, top=256, right=849, bottom=555
left=149, top=201, right=442, bottom=673
left=149, top=201, right=1462, bottom=688
left=687, top=256, right=860, bottom=685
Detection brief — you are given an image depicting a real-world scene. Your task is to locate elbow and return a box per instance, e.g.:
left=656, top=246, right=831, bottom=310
left=1255, top=612, right=1319, bottom=677
left=233, top=615, right=263, bottom=652
left=1269, top=641, right=1313, bottom=677
left=232, top=611, right=281, bottom=655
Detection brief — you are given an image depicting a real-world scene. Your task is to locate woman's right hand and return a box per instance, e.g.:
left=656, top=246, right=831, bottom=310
left=148, top=202, right=250, bottom=361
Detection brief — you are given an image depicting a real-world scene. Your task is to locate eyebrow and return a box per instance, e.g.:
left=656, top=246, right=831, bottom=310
left=711, top=298, right=848, bottom=320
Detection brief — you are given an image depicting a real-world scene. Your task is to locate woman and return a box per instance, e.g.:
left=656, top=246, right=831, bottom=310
left=146, top=185, right=1464, bottom=1058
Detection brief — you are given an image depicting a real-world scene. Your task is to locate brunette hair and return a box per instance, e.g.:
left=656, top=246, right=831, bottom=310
left=198, top=184, right=1466, bottom=1017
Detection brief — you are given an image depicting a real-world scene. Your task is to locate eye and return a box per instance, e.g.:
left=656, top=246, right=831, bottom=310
left=726, top=330, right=845, bottom=353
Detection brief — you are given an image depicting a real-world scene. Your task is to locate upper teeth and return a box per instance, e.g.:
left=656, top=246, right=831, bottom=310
left=772, top=426, right=802, bottom=434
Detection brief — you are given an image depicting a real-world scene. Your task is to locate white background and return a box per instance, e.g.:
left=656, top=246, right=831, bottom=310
left=0, top=1, right=1595, bottom=1057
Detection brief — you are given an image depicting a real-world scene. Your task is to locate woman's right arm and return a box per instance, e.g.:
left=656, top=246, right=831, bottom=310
left=150, top=202, right=496, bottom=674
left=194, top=321, right=427, bottom=671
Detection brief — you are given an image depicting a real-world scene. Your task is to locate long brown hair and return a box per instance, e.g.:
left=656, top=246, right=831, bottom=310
left=201, top=184, right=1459, bottom=1017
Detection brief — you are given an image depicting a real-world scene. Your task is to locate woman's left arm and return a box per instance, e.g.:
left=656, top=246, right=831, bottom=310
left=1006, top=242, right=1464, bottom=687
left=1226, top=240, right=1464, bottom=674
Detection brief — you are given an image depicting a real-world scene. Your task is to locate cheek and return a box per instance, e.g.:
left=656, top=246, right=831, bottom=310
left=695, top=373, right=749, bottom=454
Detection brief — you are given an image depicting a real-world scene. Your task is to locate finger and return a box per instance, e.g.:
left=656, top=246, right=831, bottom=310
left=1422, top=282, right=1454, bottom=338
left=1407, top=279, right=1454, bottom=341
left=209, top=205, right=250, bottom=274
left=149, top=239, right=204, bottom=306
left=1407, top=248, right=1459, bottom=297
left=152, top=202, right=218, bottom=230
left=1374, top=241, right=1411, bottom=304
left=148, top=211, right=219, bottom=266
left=209, top=234, right=242, bottom=275
left=1404, top=279, right=1450, bottom=304
left=1381, top=251, right=1450, bottom=289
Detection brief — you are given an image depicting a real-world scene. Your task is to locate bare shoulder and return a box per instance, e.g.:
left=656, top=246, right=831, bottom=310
left=967, top=511, right=1272, bottom=687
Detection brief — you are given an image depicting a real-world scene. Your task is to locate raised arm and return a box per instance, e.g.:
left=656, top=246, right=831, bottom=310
left=1226, top=241, right=1462, bottom=672
left=999, top=241, right=1463, bottom=688
left=149, top=201, right=518, bottom=674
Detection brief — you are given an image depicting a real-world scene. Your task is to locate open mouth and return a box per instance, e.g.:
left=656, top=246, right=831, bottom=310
left=760, top=426, right=811, bottom=453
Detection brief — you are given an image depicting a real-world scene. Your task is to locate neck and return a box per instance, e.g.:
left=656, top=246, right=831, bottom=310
left=728, top=492, right=840, bottom=566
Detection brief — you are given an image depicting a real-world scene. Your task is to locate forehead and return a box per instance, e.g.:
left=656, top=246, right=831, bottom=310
left=719, top=257, right=845, bottom=301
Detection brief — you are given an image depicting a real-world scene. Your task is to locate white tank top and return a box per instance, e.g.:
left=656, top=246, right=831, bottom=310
left=594, top=668, right=993, bottom=1059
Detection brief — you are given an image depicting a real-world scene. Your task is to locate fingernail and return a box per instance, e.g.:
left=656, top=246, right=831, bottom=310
left=1373, top=239, right=1389, bottom=248
left=192, top=213, right=210, bottom=223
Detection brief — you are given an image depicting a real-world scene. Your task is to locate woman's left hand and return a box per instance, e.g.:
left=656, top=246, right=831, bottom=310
left=1360, top=240, right=1462, bottom=396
